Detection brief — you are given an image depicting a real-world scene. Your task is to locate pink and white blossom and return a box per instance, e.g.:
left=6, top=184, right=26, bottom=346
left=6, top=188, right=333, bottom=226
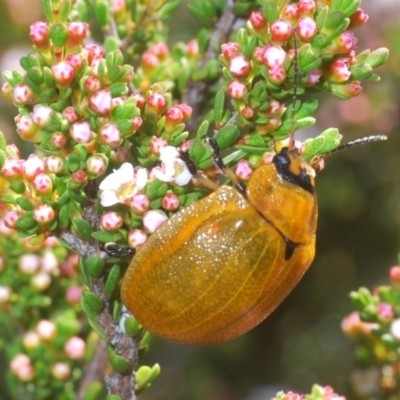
left=99, top=163, right=148, bottom=206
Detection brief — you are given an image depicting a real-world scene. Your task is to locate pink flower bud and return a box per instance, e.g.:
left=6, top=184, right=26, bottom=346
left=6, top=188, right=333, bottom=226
left=15, top=114, right=42, bottom=142
left=0, top=285, right=12, bottom=303
left=99, top=122, right=121, bottom=147
left=51, top=131, right=67, bottom=148
left=51, top=362, right=71, bottom=380
left=143, top=210, right=168, bottom=233
left=2, top=82, right=12, bottom=100
left=249, top=11, right=267, bottom=31
left=67, top=21, right=88, bottom=44
left=65, top=53, right=83, bottom=72
left=36, top=319, right=57, bottom=341
left=111, top=147, right=131, bottom=164
left=298, top=0, right=316, bottom=16
left=131, top=93, right=145, bottom=108
left=176, top=104, right=192, bottom=120
left=296, top=16, right=318, bottom=41
left=100, top=211, right=124, bottom=230
left=6, top=143, right=21, bottom=158
left=23, top=332, right=40, bottom=350
left=41, top=251, right=58, bottom=273
left=149, top=42, right=169, bottom=59
left=349, top=8, right=368, bottom=28
left=128, top=229, right=148, bottom=248
left=32, top=104, right=53, bottom=128
left=332, top=31, right=357, bottom=54
left=86, top=155, right=108, bottom=176
left=389, top=266, right=400, bottom=288
left=149, top=137, right=168, bottom=155
left=221, top=42, right=239, bottom=59
left=165, top=105, right=184, bottom=126
left=84, top=75, right=102, bottom=92
left=70, top=121, right=92, bottom=143
left=33, top=204, right=55, bottom=223
left=89, top=89, right=112, bottom=116
left=12, top=83, right=36, bottom=105
left=31, top=272, right=52, bottom=291
left=252, top=47, right=265, bottom=63
left=66, top=285, right=82, bottom=304
left=263, top=45, right=286, bottom=67
left=33, top=173, right=53, bottom=194
left=45, top=155, right=64, bottom=173
left=233, top=160, right=253, bottom=180
left=62, top=107, right=79, bottom=123
left=1, top=157, right=23, bottom=178
left=112, top=96, right=126, bottom=108
left=330, top=81, right=362, bottom=99
left=10, top=354, right=35, bottom=381
left=326, top=59, right=351, bottom=83
left=270, top=19, right=293, bottom=44
left=112, top=0, right=126, bottom=14
left=187, top=40, right=199, bottom=57
left=29, top=21, right=49, bottom=49
left=306, top=69, right=322, bottom=86
left=23, top=154, right=45, bottom=180
left=71, top=169, right=88, bottom=183
left=377, top=302, right=395, bottom=322
left=268, top=64, right=287, bottom=85
left=147, top=92, right=167, bottom=113
left=52, top=61, right=75, bottom=87
left=132, top=116, right=142, bottom=130
left=262, top=152, right=276, bottom=165
left=19, top=254, right=41, bottom=275
left=3, top=210, right=20, bottom=229
left=241, top=106, right=254, bottom=119
left=141, top=51, right=160, bottom=70
left=162, top=193, right=180, bottom=211
left=64, top=336, right=86, bottom=359
left=229, top=54, right=250, bottom=77
left=130, top=194, right=150, bottom=213
left=84, top=43, right=105, bottom=64
left=283, top=4, right=299, bottom=20
left=228, top=80, right=248, bottom=100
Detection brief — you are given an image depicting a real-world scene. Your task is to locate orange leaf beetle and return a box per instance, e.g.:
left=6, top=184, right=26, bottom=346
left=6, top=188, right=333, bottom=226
left=120, top=140, right=319, bottom=345
left=118, top=133, right=387, bottom=345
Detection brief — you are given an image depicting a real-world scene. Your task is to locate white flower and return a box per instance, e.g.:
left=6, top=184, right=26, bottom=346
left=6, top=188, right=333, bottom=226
left=390, top=318, right=400, bottom=341
left=99, top=163, right=148, bottom=207
left=154, top=146, right=193, bottom=186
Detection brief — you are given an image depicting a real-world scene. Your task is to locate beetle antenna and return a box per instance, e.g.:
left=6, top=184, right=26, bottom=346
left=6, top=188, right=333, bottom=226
left=322, top=135, right=387, bottom=158
left=289, top=31, right=299, bottom=151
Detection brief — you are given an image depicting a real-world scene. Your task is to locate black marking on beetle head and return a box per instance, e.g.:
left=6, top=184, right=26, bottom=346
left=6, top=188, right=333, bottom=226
left=273, top=148, right=314, bottom=195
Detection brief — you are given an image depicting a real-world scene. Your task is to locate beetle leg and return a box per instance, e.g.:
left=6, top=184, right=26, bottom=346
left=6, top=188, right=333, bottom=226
left=205, top=136, right=246, bottom=194
left=179, top=150, right=220, bottom=191
left=101, top=242, right=135, bottom=257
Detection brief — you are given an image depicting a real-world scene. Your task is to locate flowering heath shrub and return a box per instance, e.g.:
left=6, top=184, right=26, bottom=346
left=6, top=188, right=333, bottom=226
left=0, top=0, right=391, bottom=399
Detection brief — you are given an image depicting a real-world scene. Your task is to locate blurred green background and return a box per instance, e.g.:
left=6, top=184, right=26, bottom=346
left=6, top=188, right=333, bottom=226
left=0, top=0, right=399, bottom=399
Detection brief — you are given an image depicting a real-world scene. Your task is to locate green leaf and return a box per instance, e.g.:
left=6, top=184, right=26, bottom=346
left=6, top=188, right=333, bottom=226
left=74, top=218, right=94, bottom=240
left=105, top=265, right=122, bottom=297
left=263, top=2, right=279, bottom=23
left=85, top=256, right=105, bottom=279
left=215, top=125, right=240, bottom=150
left=16, top=197, right=35, bottom=211
left=214, top=90, right=225, bottom=125
left=92, top=230, right=115, bottom=243
left=124, top=316, right=142, bottom=337
left=78, top=255, right=91, bottom=286
left=82, top=291, right=104, bottom=313
left=107, top=345, right=129, bottom=374
left=59, top=204, right=70, bottom=229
